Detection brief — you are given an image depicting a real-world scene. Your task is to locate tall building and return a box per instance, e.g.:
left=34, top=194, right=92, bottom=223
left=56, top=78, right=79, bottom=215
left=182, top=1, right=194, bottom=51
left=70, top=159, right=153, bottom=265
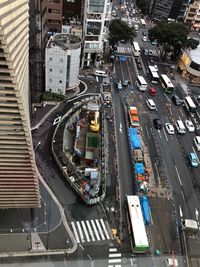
left=82, top=0, right=111, bottom=67
left=46, top=0, right=63, bottom=33
left=45, top=34, right=81, bottom=95
left=0, top=0, right=40, bottom=208
left=151, top=0, right=175, bottom=21
left=62, top=0, right=83, bottom=24
left=29, top=0, right=48, bottom=103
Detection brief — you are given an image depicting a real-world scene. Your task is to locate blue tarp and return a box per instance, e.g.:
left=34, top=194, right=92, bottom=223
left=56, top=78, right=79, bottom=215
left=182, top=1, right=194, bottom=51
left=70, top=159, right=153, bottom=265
left=140, top=196, right=151, bottom=225
left=129, top=128, right=141, bottom=150
left=134, top=162, right=145, bottom=174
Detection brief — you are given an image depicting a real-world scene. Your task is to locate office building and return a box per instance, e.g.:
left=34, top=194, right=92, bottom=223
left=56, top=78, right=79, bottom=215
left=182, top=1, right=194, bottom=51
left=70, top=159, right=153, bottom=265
left=0, top=0, right=40, bottom=208
left=46, top=0, right=63, bottom=33
left=45, top=34, right=81, bottom=95
left=184, top=0, right=200, bottom=31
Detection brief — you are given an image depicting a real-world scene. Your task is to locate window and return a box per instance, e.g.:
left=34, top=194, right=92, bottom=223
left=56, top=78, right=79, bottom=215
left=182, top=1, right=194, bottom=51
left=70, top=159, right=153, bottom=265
left=59, top=80, right=62, bottom=83
left=60, top=70, right=63, bottom=73
left=86, top=21, right=101, bottom=36
left=49, top=79, right=52, bottom=82
left=48, top=9, right=60, bottom=14
left=60, top=58, right=63, bottom=63
left=48, top=0, right=60, bottom=3
left=67, top=0, right=75, bottom=2
left=49, top=57, right=52, bottom=61
left=49, top=68, right=52, bottom=72
left=88, top=0, right=104, bottom=13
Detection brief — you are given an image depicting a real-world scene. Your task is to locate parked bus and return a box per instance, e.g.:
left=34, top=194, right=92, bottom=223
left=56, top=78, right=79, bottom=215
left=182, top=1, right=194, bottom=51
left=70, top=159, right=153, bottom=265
left=140, top=19, right=147, bottom=27
left=94, top=70, right=107, bottom=77
left=148, top=66, right=159, bottom=84
left=126, top=195, right=149, bottom=253
left=132, top=42, right=140, bottom=57
left=160, top=74, right=174, bottom=93
left=136, top=75, right=147, bottom=91
left=184, top=96, right=197, bottom=114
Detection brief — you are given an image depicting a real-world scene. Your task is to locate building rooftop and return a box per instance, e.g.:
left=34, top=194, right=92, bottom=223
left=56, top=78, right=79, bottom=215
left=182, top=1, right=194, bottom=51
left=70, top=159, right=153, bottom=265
left=46, top=33, right=81, bottom=50
left=189, top=44, right=200, bottom=64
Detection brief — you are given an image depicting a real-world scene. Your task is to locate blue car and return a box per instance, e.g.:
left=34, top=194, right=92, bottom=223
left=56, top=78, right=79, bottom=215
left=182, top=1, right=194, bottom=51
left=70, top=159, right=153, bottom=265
left=188, top=153, right=199, bottom=167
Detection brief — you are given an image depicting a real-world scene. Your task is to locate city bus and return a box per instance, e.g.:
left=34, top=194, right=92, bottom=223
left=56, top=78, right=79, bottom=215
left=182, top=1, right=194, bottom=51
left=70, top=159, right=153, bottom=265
left=132, top=42, right=140, bottom=57
left=184, top=96, right=197, bottom=114
left=136, top=75, right=147, bottom=91
left=160, top=74, right=174, bottom=93
left=126, top=195, right=149, bottom=253
left=140, top=19, right=147, bottom=27
left=148, top=66, right=159, bottom=84
left=94, top=70, right=107, bottom=77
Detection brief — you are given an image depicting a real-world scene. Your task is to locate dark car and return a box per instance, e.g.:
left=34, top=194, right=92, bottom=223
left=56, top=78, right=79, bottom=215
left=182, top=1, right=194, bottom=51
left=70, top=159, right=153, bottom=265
left=142, top=31, right=147, bottom=36
left=137, top=62, right=142, bottom=69
left=153, top=119, right=162, bottom=129
left=172, top=94, right=183, bottom=106
left=149, top=56, right=155, bottom=64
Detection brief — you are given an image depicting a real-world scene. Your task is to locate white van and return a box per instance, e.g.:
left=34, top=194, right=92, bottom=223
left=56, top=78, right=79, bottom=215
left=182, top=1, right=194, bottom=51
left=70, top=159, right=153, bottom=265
left=175, top=120, right=186, bottom=134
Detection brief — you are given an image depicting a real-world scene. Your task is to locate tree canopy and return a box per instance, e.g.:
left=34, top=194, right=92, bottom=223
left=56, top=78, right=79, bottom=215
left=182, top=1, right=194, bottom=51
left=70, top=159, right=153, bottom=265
left=148, top=21, right=190, bottom=60
left=109, top=19, right=136, bottom=46
left=187, top=38, right=199, bottom=50
left=136, top=0, right=151, bottom=14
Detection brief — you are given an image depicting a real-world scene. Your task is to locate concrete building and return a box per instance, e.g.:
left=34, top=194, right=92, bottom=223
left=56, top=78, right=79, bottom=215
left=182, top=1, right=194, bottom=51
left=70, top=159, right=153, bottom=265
left=46, top=0, right=63, bottom=33
left=29, top=0, right=48, bottom=103
left=0, top=0, right=40, bottom=208
left=151, top=0, right=175, bottom=21
left=178, top=45, right=200, bottom=83
left=184, top=0, right=200, bottom=32
left=82, top=0, right=111, bottom=67
left=45, top=34, right=81, bottom=95
left=62, top=0, right=83, bottom=24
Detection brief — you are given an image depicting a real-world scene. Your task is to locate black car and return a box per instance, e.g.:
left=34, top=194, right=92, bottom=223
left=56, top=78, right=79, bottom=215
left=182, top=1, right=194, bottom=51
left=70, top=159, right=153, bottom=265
left=172, top=94, right=183, bottom=106
left=153, top=119, right=162, bottom=129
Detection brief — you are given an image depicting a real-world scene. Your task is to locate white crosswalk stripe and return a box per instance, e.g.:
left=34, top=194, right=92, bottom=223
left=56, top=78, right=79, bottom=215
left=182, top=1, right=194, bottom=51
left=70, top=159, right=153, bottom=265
left=108, top=247, right=122, bottom=267
left=71, top=219, right=111, bottom=244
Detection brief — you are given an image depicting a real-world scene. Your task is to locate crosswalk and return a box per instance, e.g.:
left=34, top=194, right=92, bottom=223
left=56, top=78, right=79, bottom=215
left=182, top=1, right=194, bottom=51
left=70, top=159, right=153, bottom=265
left=71, top=218, right=112, bottom=244
left=117, top=46, right=132, bottom=55
left=108, top=248, right=122, bottom=267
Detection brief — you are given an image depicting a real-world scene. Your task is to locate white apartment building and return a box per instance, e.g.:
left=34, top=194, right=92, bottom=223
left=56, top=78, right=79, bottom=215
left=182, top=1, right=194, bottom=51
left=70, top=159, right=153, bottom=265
left=82, top=0, right=111, bottom=67
left=45, top=34, right=81, bottom=95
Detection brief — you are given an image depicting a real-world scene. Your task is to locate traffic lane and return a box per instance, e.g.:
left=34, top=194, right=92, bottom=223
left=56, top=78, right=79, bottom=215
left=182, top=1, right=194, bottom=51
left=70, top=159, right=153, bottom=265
left=112, top=92, right=134, bottom=239
left=115, top=58, right=124, bottom=83
left=151, top=117, right=200, bottom=220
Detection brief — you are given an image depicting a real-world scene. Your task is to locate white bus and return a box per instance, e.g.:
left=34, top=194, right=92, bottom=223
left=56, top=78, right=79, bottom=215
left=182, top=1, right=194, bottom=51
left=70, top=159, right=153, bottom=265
left=140, top=19, right=147, bottom=27
left=148, top=66, right=159, bottom=84
left=160, top=74, right=174, bottom=93
left=136, top=75, right=147, bottom=91
left=132, top=42, right=140, bottom=57
left=126, top=195, right=149, bottom=253
left=94, top=70, right=107, bottom=77
left=184, top=96, right=197, bottom=114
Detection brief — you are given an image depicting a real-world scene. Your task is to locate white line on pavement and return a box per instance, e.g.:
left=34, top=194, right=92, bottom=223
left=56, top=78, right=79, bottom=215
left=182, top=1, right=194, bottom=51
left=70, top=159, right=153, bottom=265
left=175, top=165, right=182, bottom=186
left=163, top=128, right=168, bottom=141
left=71, top=222, right=80, bottom=243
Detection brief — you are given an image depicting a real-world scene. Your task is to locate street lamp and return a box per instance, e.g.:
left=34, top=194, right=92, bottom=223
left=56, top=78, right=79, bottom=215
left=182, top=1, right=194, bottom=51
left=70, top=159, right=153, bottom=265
left=34, top=141, right=41, bottom=151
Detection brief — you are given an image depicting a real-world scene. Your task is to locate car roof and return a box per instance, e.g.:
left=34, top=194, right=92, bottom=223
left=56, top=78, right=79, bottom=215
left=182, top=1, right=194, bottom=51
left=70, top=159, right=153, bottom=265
left=195, top=136, right=200, bottom=142
left=190, top=152, right=197, bottom=159
left=148, top=99, right=155, bottom=104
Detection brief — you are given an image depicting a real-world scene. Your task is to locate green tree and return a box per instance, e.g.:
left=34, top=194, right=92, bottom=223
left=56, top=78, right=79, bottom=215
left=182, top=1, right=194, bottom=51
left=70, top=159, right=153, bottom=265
left=136, top=0, right=151, bottom=14
left=187, top=38, right=199, bottom=49
left=109, top=19, right=136, bottom=46
left=148, top=21, right=189, bottom=61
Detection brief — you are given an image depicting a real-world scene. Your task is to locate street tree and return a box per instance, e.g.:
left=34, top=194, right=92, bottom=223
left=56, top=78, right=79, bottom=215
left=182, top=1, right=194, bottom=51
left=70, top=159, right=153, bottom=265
left=109, top=19, right=136, bottom=46
left=148, top=21, right=189, bottom=61
left=136, top=0, right=151, bottom=14
left=187, top=38, right=199, bottom=50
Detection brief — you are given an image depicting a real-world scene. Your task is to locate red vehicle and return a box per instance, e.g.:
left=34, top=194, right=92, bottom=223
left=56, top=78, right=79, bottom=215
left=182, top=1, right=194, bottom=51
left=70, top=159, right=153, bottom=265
left=149, top=87, right=156, bottom=96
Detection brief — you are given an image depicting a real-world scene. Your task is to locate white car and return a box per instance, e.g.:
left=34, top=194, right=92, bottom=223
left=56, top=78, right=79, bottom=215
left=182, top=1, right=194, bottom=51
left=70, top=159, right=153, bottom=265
left=185, top=120, right=195, bottom=132
left=143, top=36, right=147, bottom=42
left=146, top=99, right=156, bottom=110
left=165, top=123, right=175, bottom=135
left=193, top=136, right=200, bottom=151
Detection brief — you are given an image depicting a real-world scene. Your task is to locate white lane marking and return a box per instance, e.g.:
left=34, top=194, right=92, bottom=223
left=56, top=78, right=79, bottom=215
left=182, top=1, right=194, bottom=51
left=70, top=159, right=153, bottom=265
left=164, top=93, right=171, bottom=102
left=108, top=259, right=122, bottom=263
left=175, top=165, right=182, bottom=186
left=130, top=258, right=134, bottom=265
left=91, top=220, right=100, bottom=241
left=86, top=220, right=95, bottom=241
left=81, top=221, right=90, bottom=242
left=179, top=205, right=183, bottom=218
left=192, top=146, right=200, bottom=163
left=100, top=219, right=110, bottom=239
left=76, top=221, right=85, bottom=243
left=181, top=190, right=187, bottom=208
left=163, top=127, right=168, bottom=141
left=109, top=253, right=122, bottom=258
left=109, top=248, right=117, bottom=252
left=145, top=126, right=150, bottom=139
left=96, top=76, right=99, bottom=82
left=71, top=222, right=80, bottom=243
left=95, top=219, right=105, bottom=240
left=115, top=265, right=122, bottom=267
left=87, top=254, right=93, bottom=261
left=79, top=244, right=84, bottom=250
left=108, top=265, right=114, bottom=267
